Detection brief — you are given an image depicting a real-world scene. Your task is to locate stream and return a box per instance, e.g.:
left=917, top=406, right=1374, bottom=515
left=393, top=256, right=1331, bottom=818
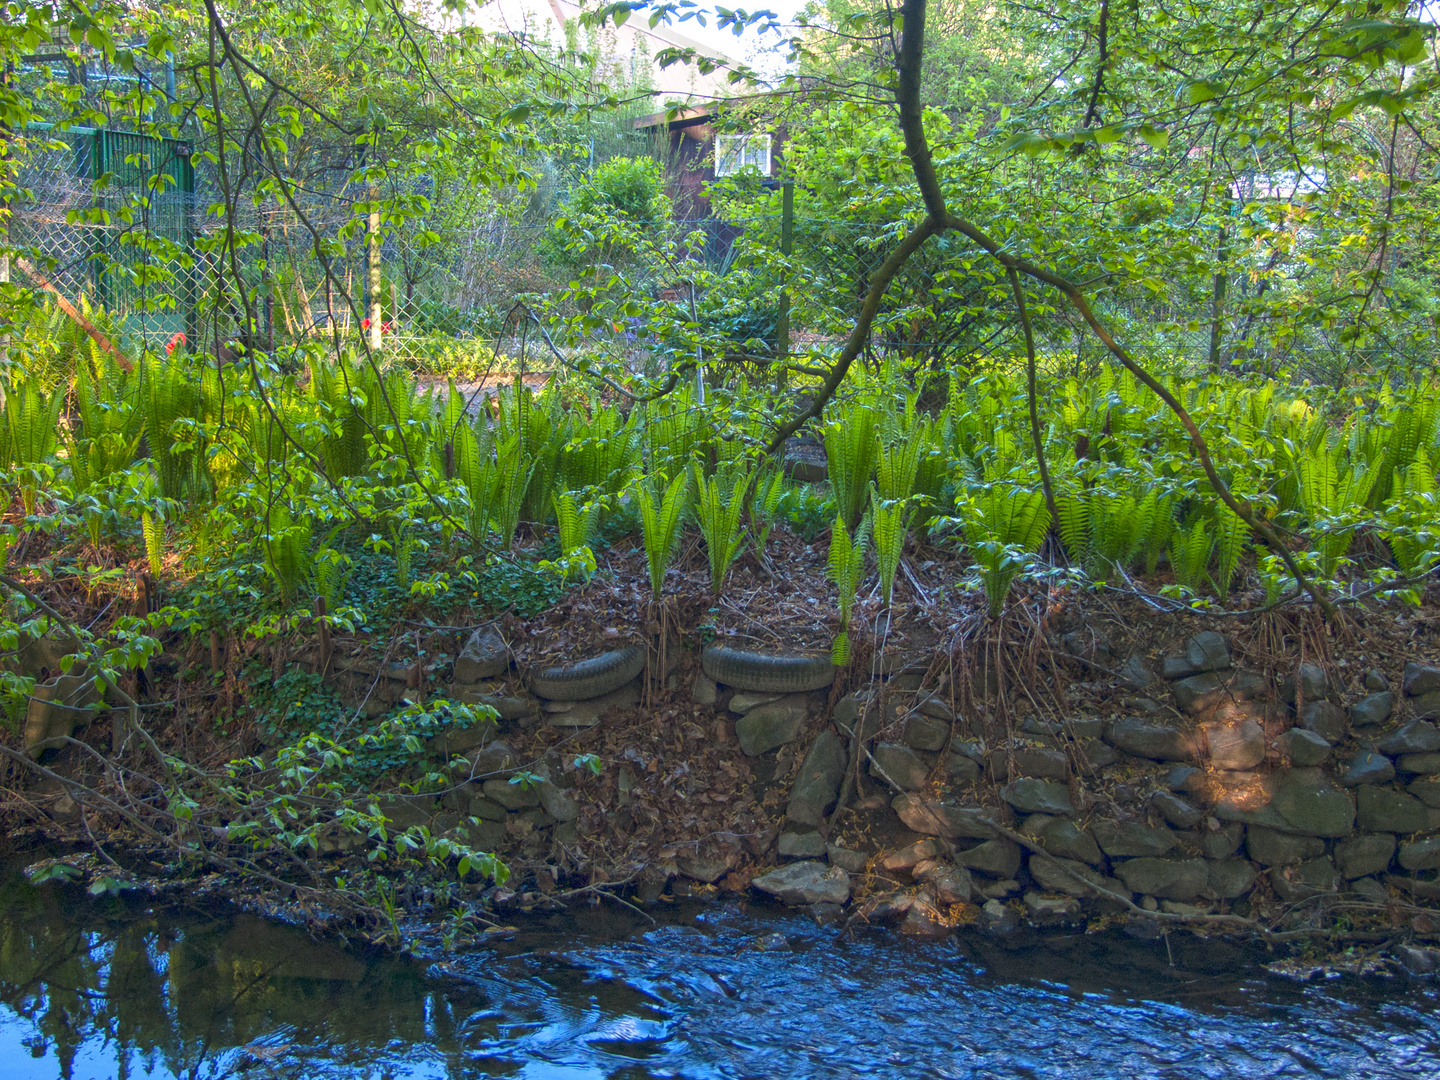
left=1, top=863, right=1438, bottom=1080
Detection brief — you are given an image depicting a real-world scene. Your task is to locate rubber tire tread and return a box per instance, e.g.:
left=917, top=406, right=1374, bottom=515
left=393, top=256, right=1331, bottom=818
left=701, top=644, right=835, bottom=693
left=529, top=645, right=646, bottom=701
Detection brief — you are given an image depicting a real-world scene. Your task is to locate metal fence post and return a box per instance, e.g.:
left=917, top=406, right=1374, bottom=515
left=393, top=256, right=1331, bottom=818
left=777, top=178, right=794, bottom=359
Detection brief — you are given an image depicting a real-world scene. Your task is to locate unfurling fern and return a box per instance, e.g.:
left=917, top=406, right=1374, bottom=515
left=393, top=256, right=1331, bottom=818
left=828, top=511, right=872, bottom=665
left=693, top=464, right=747, bottom=595
left=957, top=478, right=1050, bottom=618
left=824, top=405, right=878, bottom=532
left=636, top=471, right=690, bottom=600
left=1170, top=518, right=1212, bottom=594
left=141, top=511, right=165, bottom=577
left=873, top=490, right=907, bottom=607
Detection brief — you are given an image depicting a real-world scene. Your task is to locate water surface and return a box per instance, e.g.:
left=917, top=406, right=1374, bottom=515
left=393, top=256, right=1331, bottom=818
left=1, top=867, right=1437, bottom=1079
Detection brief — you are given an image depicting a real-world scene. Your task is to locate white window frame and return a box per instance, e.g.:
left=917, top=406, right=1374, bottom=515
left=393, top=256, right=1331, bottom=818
left=715, top=133, right=771, bottom=177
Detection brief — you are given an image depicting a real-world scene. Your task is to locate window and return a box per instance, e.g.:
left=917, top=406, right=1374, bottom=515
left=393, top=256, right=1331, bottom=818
left=715, top=133, right=771, bottom=177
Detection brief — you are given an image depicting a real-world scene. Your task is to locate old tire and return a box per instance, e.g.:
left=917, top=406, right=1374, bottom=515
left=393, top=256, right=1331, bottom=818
left=529, top=645, right=646, bottom=701
left=701, top=644, right=835, bottom=693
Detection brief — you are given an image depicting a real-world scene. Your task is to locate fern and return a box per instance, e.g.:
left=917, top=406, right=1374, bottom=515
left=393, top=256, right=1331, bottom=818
left=824, top=404, right=878, bottom=532
left=750, top=468, right=786, bottom=553
left=492, top=434, right=534, bottom=550
left=636, top=471, right=690, bottom=600
left=828, top=511, right=872, bottom=665
left=957, top=477, right=1050, bottom=618
left=1295, top=440, right=1383, bottom=577
left=873, top=489, right=907, bottom=607
left=693, top=464, right=747, bottom=595
left=263, top=508, right=312, bottom=605
left=1383, top=450, right=1440, bottom=577
left=553, top=488, right=601, bottom=555
left=141, top=511, right=165, bottom=577
left=1210, top=502, right=1248, bottom=602
left=1170, top=518, right=1212, bottom=594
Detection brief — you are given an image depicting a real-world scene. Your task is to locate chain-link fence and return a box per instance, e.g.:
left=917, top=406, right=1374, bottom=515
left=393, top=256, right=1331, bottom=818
left=11, top=122, right=1430, bottom=385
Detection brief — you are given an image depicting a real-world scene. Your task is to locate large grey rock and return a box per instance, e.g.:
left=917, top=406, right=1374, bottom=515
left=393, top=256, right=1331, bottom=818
left=1279, top=727, right=1332, bottom=767
left=1398, top=837, right=1440, bottom=871
left=1075, top=738, right=1120, bottom=774
left=869, top=743, right=932, bottom=790
left=1366, top=669, right=1391, bottom=692
left=778, top=831, right=827, bottom=858
left=1163, top=654, right=1200, bottom=681
left=453, top=628, right=509, bottom=683
left=1271, top=857, right=1341, bottom=900
left=467, top=740, right=520, bottom=777
left=1399, top=753, right=1440, bottom=775
left=903, top=714, right=950, bottom=753
left=918, top=862, right=972, bottom=905
left=1404, top=662, right=1440, bottom=698
left=535, top=774, right=580, bottom=823
left=787, top=731, right=848, bottom=826
left=1038, top=818, right=1104, bottom=865
left=1376, top=720, right=1440, bottom=756
left=1093, top=820, right=1177, bottom=858
left=891, top=795, right=997, bottom=839
left=691, top=673, right=718, bottom=704
left=1186, top=632, right=1231, bottom=674
left=1204, top=717, right=1266, bottom=770
left=1300, top=701, right=1348, bottom=743
left=1205, top=859, right=1258, bottom=899
left=1175, top=669, right=1268, bottom=718
left=1001, top=778, right=1075, bottom=816
left=1030, top=855, right=1126, bottom=900
left=956, top=838, right=1022, bottom=878
left=1120, top=654, right=1157, bottom=690
left=729, top=691, right=787, bottom=714
left=1168, top=764, right=1206, bottom=793
left=1114, top=857, right=1209, bottom=900
left=1281, top=663, right=1330, bottom=704
left=1006, top=748, right=1071, bottom=780
left=833, top=694, right=882, bottom=740
left=1335, top=833, right=1397, bottom=879
left=752, top=861, right=850, bottom=905
left=881, top=838, right=944, bottom=872
left=827, top=844, right=869, bottom=873
left=1247, top=825, right=1325, bottom=865
left=736, top=697, right=809, bottom=756
left=1413, top=691, right=1440, bottom=720
left=1349, top=692, right=1395, bottom=729
left=1201, top=821, right=1245, bottom=860
left=1152, top=791, right=1203, bottom=830
left=1106, top=718, right=1195, bottom=762
left=1343, top=751, right=1397, bottom=787
left=1357, top=786, right=1431, bottom=834
left=1269, top=768, right=1356, bottom=837
left=948, top=753, right=981, bottom=784
left=677, top=855, right=730, bottom=883
left=1025, top=890, right=1083, bottom=924
left=1412, top=778, right=1440, bottom=807
left=482, top=777, right=541, bottom=810
left=917, top=692, right=955, bottom=721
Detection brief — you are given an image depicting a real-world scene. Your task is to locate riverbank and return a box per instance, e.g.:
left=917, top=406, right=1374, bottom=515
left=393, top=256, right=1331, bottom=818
left=8, top=537, right=1440, bottom=964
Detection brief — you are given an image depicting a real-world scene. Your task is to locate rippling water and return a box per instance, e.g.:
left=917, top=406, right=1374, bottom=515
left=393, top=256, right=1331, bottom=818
left=1, top=866, right=1437, bottom=1079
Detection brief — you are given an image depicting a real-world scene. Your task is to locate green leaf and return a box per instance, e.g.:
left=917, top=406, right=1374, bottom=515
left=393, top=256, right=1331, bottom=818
left=1137, top=125, right=1169, bottom=149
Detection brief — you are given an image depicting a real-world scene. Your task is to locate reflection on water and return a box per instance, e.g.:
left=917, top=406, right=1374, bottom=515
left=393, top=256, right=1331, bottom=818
left=1, top=863, right=1439, bottom=1079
